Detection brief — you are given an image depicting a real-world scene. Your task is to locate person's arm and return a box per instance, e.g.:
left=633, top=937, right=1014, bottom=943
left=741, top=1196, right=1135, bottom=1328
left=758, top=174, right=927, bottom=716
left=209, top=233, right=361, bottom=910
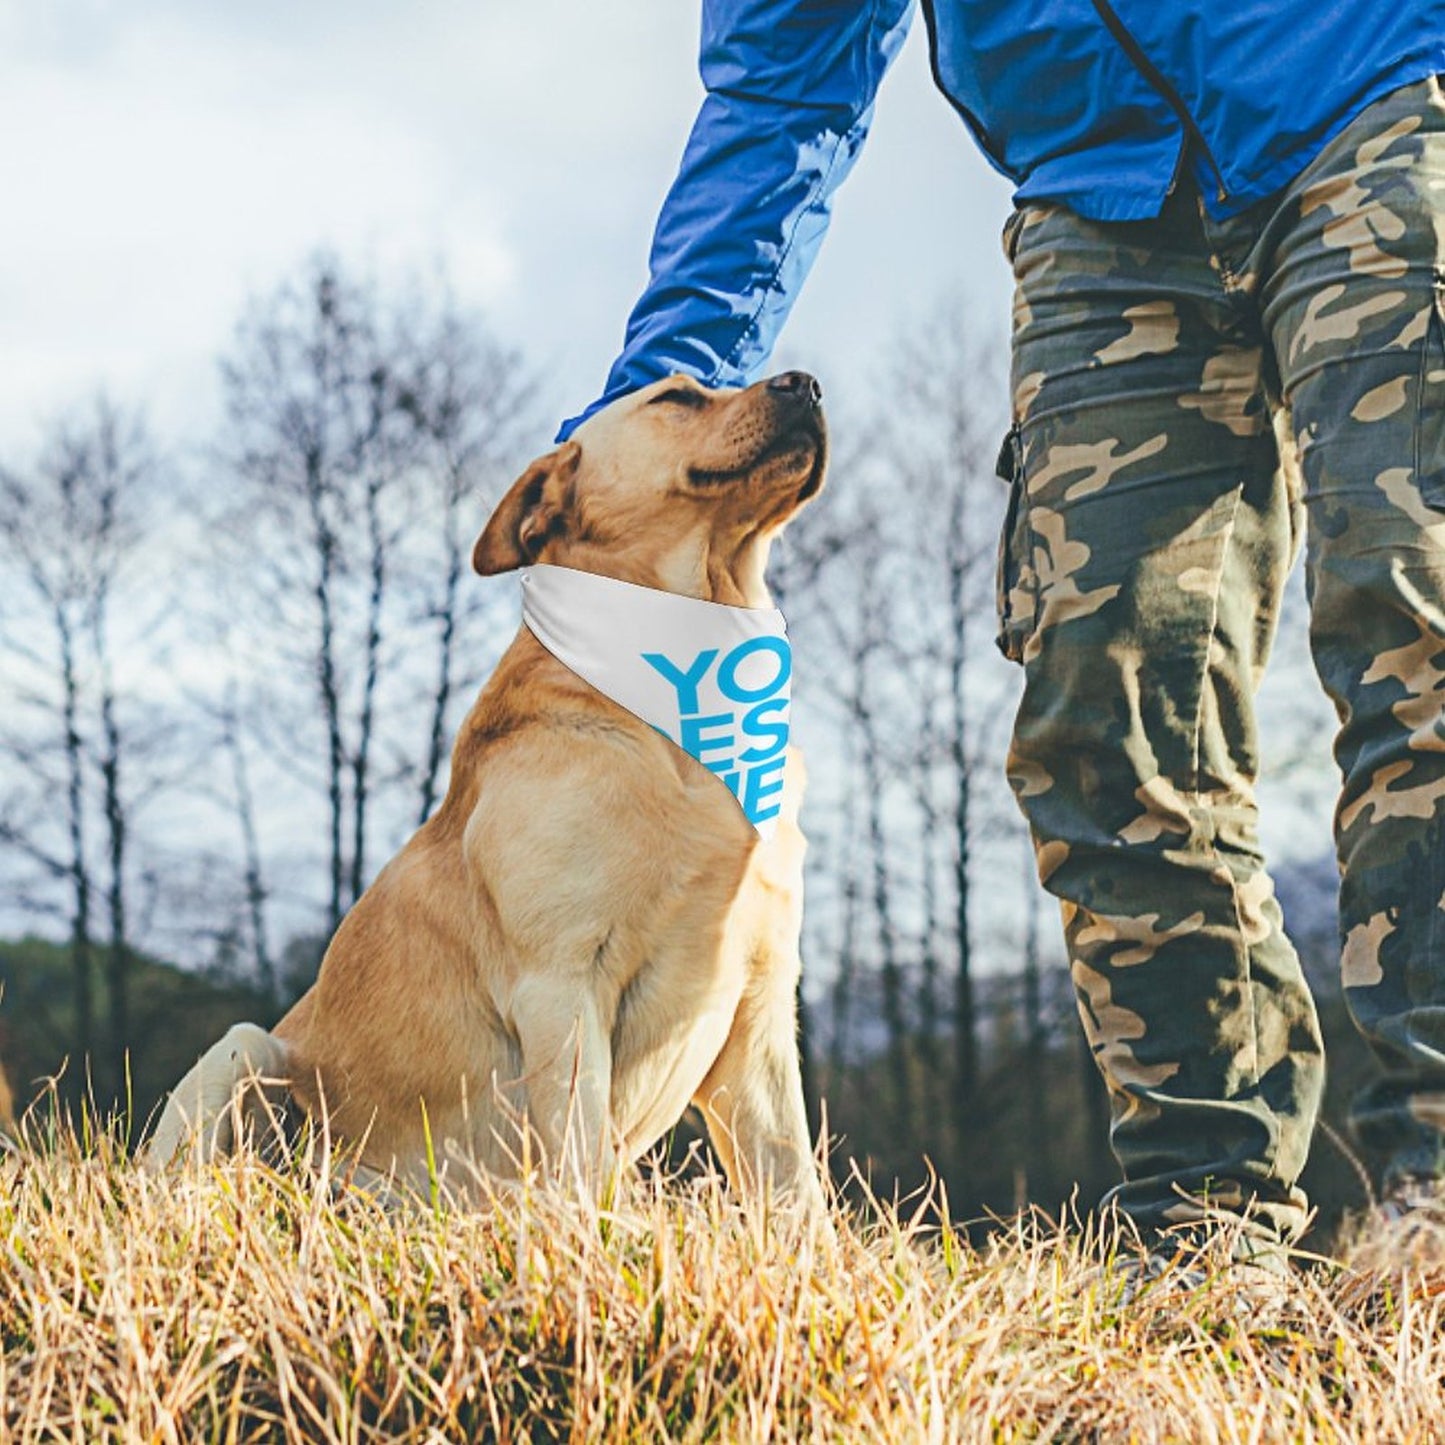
left=558, top=0, right=914, bottom=439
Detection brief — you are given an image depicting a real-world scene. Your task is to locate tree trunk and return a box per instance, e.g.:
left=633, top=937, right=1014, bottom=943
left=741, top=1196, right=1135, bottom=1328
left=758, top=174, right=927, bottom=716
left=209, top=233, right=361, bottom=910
left=827, top=741, right=862, bottom=1082
left=417, top=504, right=463, bottom=827
left=855, top=646, right=912, bottom=1146
left=305, top=453, right=346, bottom=936
left=57, top=610, right=92, bottom=1102
left=94, top=615, right=128, bottom=1101
left=349, top=471, right=387, bottom=905
left=223, top=687, right=276, bottom=1005
left=946, top=489, right=977, bottom=1109
left=913, top=686, right=943, bottom=1128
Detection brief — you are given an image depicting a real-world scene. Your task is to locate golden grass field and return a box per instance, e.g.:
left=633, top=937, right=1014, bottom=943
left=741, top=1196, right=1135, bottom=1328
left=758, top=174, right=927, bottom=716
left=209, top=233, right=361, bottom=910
left=3, top=1123, right=1444, bottom=1444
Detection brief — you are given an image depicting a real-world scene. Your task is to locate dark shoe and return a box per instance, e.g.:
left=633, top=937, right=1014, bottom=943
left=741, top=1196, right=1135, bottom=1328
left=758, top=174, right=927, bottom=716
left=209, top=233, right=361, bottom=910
left=1095, top=1220, right=1295, bottom=1323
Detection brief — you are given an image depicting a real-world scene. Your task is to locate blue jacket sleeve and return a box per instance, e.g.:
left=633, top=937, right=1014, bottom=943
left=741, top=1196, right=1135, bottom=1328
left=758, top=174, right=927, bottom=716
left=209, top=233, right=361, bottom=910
left=557, top=0, right=915, bottom=440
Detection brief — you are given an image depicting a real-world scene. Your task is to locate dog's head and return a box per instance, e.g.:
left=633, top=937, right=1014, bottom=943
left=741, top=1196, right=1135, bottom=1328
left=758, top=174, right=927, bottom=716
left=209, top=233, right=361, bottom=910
left=472, top=372, right=827, bottom=606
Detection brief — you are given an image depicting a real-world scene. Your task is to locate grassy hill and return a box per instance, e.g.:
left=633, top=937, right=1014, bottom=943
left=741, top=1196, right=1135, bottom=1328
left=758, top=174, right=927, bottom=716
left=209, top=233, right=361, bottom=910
left=0, top=935, right=276, bottom=1138
left=1, top=1135, right=1441, bottom=1443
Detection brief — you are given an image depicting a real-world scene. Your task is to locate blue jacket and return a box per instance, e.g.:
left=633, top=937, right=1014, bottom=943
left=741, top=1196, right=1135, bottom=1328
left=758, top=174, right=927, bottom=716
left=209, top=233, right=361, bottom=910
left=559, top=0, right=1445, bottom=438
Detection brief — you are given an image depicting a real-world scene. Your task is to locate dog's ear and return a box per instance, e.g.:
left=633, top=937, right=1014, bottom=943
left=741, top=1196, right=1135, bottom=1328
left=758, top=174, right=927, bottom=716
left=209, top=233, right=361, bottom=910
left=472, top=443, right=582, bottom=576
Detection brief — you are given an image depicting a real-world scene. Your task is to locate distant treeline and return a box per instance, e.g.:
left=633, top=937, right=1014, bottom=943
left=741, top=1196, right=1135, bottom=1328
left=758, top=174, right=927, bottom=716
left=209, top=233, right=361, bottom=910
left=0, top=256, right=1371, bottom=1240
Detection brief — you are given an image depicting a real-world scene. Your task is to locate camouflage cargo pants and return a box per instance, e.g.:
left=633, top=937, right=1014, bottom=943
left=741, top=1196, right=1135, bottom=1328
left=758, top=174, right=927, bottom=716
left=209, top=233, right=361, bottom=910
left=1000, top=75, right=1445, bottom=1241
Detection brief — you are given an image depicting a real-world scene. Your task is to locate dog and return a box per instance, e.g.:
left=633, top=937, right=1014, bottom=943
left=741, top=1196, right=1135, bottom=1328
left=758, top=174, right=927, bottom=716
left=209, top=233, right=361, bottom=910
left=146, top=370, right=829, bottom=1213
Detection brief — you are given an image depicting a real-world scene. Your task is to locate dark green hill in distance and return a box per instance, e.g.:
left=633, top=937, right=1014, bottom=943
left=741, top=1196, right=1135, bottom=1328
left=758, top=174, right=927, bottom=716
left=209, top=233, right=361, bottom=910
left=0, top=936, right=276, bottom=1142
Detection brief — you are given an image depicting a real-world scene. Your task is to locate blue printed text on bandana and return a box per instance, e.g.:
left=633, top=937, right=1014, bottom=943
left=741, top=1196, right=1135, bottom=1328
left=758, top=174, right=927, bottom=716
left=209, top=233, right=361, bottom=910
left=643, top=637, right=791, bottom=827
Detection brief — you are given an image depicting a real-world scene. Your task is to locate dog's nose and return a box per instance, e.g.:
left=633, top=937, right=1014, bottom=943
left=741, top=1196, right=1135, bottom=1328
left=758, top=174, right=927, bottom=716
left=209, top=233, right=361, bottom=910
left=766, top=371, right=822, bottom=407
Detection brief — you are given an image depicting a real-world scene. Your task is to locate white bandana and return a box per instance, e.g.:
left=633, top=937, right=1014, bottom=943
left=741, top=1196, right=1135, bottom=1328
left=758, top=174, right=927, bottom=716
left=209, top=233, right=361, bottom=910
left=520, top=564, right=791, bottom=839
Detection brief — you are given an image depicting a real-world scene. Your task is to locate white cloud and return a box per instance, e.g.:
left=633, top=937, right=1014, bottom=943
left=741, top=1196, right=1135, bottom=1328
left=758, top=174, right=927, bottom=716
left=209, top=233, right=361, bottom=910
left=0, top=1, right=1014, bottom=448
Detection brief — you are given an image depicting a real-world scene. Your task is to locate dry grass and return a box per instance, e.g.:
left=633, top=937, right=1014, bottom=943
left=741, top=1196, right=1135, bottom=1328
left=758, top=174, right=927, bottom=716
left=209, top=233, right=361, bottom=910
left=3, top=1122, right=1445, bottom=1444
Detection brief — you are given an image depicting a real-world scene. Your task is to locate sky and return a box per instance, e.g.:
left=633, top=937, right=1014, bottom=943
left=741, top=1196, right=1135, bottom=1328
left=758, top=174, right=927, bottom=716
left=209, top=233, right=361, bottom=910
left=0, top=0, right=1339, bottom=892
left=0, top=0, right=1016, bottom=450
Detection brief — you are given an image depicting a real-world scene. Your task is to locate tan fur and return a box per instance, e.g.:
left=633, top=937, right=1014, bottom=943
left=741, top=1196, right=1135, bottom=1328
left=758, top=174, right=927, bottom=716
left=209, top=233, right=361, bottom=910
left=148, top=373, right=828, bottom=1211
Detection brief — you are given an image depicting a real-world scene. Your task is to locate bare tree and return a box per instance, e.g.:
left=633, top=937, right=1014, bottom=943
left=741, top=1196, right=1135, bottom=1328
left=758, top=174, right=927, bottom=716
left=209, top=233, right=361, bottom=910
left=873, top=316, right=1009, bottom=1124
left=211, top=255, right=541, bottom=957
left=220, top=680, right=276, bottom=1003
left=395, top=300, right=539, bottom=825
left=775, top=309, right=1026, bottom=1180
left=218, top=260, right=419, bottom=933
left=0, top=399, right=160, bottom=1097
left=75, top=409, right=155, bottom=1093
left=793, top=479, right=918, bottom=1142
left=854, top=563, right=913, bottom=1140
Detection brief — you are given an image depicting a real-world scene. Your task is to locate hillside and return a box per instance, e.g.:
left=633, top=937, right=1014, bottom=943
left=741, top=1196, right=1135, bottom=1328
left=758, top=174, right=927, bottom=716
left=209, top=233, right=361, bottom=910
left=2, top=1135, right=1442, bottom=1443
left=0, top=936, right=275, bottom=1135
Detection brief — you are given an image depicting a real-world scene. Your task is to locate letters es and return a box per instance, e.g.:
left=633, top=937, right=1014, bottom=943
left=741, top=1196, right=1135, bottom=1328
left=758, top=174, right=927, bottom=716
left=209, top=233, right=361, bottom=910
left=642, top=637, right=791, bottom=825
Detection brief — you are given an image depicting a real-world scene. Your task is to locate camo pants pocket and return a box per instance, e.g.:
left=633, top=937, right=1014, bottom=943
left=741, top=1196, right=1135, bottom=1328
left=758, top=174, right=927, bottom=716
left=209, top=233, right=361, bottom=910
left=1415, top=269, right=1445, bottom=509
left=994, top=425, right=1037, bottom=664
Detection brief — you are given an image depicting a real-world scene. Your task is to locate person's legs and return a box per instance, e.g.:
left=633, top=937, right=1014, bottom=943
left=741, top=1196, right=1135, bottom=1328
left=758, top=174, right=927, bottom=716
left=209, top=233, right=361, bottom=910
left=1002, top=192, right=1324, bottom=1243
left=1261, top=76, right=1445, bottom=1188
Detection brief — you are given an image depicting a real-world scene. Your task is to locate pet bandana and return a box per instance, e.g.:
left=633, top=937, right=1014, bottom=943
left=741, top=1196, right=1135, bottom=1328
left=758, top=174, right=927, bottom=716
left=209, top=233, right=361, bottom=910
left=519, top=563, right=791, bottom=839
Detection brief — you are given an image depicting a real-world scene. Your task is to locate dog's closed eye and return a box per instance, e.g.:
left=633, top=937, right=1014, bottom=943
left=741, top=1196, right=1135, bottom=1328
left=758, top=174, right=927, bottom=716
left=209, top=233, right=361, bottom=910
left=649, top=386, right=706, bottom=409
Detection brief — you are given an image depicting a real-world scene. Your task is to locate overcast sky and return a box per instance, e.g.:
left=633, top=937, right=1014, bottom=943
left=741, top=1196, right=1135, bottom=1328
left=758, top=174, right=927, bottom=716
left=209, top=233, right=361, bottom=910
left=0, top=0, right=1340, bottom=879
left=0, top=0, right=1016, bottom=450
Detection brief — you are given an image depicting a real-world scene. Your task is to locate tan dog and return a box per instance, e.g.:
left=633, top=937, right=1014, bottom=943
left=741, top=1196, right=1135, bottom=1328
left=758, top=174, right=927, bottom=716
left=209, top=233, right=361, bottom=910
left=147, top=371, right=828, bottom=1212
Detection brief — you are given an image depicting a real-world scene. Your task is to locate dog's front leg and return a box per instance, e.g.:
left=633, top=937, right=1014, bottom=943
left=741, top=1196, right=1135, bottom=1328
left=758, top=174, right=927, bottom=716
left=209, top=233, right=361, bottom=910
left=694, top=969, right=825, bottom=1220
left=508, top=977, right=617, bottom=1198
